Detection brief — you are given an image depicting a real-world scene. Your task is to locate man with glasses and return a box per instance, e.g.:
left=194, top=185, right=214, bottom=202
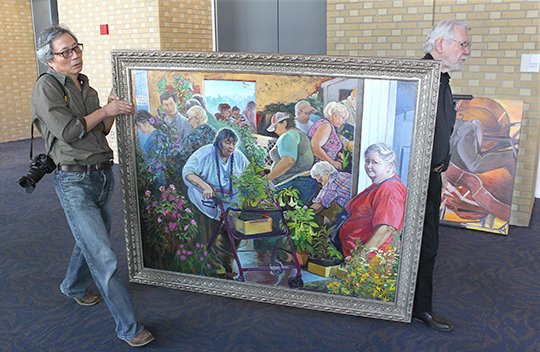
left=413, top=19, right=471, bottom=332
left=31, top=25, right=154, bottom=347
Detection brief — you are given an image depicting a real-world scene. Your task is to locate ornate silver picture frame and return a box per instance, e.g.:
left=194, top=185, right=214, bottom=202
left=112, top=50, right=440, bottom=322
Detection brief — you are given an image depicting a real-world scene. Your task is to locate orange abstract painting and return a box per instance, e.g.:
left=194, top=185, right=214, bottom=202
left=440, top=98, right=523, bottom=234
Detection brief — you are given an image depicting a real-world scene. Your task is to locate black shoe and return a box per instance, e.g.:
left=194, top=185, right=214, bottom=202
left=412, top=311, right=454, bottom=332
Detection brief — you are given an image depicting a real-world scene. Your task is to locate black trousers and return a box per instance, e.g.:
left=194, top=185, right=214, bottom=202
left=413, top=171, right=442, bottom=314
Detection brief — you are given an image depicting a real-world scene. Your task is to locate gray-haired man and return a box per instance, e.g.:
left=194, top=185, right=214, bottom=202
left=413, top=19, right=471, bottom=332
left=32, top=25, right=154, bottom=347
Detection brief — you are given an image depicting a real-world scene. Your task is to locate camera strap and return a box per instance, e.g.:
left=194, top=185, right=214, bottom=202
left=29, top=73, right=68, bottom=160
left=29, top=124, right=56, bottom=160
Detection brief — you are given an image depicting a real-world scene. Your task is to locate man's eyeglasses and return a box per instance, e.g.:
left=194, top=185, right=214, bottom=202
left=446, top=39, right=471, bottom=50
left=53, top=43, right=84, bottom=59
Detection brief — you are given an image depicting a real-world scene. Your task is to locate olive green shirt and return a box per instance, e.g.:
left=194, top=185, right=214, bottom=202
left=31, top=69, right=113, bottom=165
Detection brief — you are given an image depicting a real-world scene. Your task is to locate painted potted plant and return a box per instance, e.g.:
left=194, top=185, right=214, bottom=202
left=309, top=224, right=343, bottom=265
left=229, top=162, right=277, bottom=235
left=283, top=205, right=317, bottom=266
left=306, top=224, right=343, bottom=277
left=233, top=162, right=276, bottom=210
left=277, top=187, right=318, bottom=266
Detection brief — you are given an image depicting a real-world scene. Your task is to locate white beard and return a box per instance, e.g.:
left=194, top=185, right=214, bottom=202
left=444, top=59, right=465, bottom=72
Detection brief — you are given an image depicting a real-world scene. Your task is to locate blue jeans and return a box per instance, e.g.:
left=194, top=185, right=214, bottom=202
left=55, top=168, right=142, bottom=341
left=276, top=176, right=319, bottom=206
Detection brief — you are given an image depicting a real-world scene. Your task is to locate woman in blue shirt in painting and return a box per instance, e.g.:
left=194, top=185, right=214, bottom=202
left=182, top=128, right=249, bottom=220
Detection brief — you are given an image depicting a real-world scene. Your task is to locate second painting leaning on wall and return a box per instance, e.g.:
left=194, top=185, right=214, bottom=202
left=440, top=97, right=523, bottom=235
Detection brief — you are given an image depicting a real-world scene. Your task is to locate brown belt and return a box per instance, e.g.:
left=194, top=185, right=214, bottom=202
left=58, top=160, right=113, bottom=172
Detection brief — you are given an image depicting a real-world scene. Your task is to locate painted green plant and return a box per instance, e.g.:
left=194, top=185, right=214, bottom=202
left=278, top=187, right=317, bottom=254
left=263, top=94, right=323, bottom=117
left=232, top=162, right=276, bottom=209
left=326, top=234, right=400, bottom=302
left=341, top=150, right=352, bottom=170
left=310, top=224, right=343, bottom=261
left=276, top=186, right=301, bottom=208
left=283, top=205, right=317, bottom=254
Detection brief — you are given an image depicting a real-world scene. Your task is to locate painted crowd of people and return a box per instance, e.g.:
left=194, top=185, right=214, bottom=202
left=214, top=100, right=257, bottom=132
left=135, top=90, right=406, bottom=264
left=135, top=91, right=407, bottom=262
left=265, top=95, right=407, bottom=261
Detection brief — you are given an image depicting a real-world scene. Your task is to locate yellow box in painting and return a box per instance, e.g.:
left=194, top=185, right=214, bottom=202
left=307, top=262, right=340, bottom=277
left=230, top=211, right=273, bottom=235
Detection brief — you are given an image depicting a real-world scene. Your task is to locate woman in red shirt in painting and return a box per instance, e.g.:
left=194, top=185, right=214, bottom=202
left=339, top=143, right=407, bottom=258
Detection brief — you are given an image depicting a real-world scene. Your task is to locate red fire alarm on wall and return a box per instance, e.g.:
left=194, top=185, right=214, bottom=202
left=100, top=24, right=109, bottom=35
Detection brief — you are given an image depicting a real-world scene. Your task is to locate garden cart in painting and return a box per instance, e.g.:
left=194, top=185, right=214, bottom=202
left=207, top=200, right=304, bottom=289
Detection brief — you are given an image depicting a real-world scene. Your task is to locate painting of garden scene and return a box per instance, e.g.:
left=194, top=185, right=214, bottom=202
left=130, top=69, right=417, bottom=303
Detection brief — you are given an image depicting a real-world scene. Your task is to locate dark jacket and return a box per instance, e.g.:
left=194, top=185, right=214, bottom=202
left=423, top=53, right=456, bottom=171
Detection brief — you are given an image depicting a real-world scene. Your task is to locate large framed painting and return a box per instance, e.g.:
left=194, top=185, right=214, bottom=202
left=111, top=51, right=441, bottom=322
left=440, top=97, right=523, bottom=235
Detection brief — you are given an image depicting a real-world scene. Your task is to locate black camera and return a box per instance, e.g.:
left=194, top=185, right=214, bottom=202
left=18, top=154, right=56, bottom=193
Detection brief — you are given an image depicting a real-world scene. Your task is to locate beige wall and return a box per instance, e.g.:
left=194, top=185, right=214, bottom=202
left=57, top=0, right=161, bottom=100
left=0, top=0, right=38, bottom=142
left=56, top=0, right=213, bottom=153
left=158, top=0, right=213, bottom=51
left=56, top=0, right=212, bottom=101
left=327, top=0, right=540, bottom=225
